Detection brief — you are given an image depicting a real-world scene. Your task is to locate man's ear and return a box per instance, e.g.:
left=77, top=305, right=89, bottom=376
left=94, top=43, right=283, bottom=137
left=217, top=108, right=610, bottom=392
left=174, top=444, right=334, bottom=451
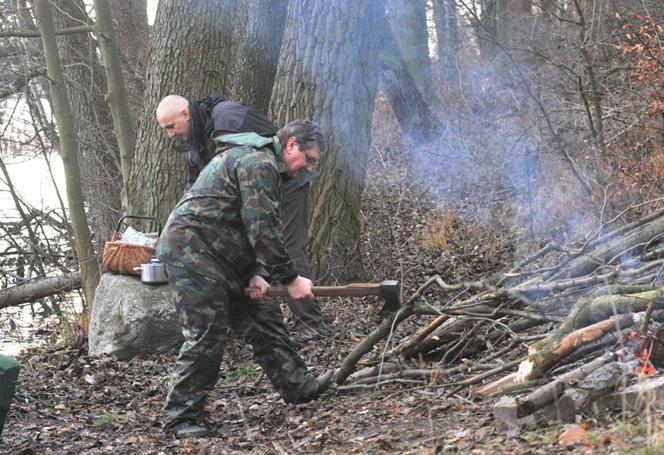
left=285, top=136, right=298, bottom=154
left=182, top=107, right=191, bottom=120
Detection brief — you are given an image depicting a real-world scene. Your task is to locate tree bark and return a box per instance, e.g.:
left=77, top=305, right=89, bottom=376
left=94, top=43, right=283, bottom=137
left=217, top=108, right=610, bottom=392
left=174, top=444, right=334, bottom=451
left=386, top=0, right=433, bottom=98
left=557, top=361, right=635, bottom=422
left=52, top=0, right=122, bottom=249
left=34, top=0, right=100, bottom=308
left=230, top=0, right=287, bottom=113
left=0, top=272, right=81, bottom=310
left=515, top=351, right=617, bottom=418
left=269, top=0, right=384, bottom=281
left=93, top=0, right=136, bottom=209
left=126, top=0, right=235, bottom=222
left=108, top=0, right=148, bottom=123
left=378, top=9, right=440, bottom=146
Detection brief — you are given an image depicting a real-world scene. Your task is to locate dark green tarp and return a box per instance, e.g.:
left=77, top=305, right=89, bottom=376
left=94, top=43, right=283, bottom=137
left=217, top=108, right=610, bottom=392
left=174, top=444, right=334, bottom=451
left=0, top=354, right=20, bottom=437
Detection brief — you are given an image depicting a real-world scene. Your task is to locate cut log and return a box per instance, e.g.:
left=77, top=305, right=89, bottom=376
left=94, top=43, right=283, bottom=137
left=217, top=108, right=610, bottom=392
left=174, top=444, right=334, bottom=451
left=556, top=360, right=637, bottom=422
left=0, top=272, right=81, bottom=309
left=515, top=351, right=617, bottom=418
left=619, top=375, right=664, bottom=411
left=493, top=395, right=561, bottom=433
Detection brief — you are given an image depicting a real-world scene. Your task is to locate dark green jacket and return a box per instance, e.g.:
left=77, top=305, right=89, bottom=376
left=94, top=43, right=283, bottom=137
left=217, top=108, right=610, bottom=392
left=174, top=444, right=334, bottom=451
left=157, top=133, right=297, bottom=289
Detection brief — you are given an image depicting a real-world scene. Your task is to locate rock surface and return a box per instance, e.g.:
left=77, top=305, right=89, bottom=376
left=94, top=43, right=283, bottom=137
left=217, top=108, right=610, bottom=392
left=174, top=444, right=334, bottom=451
left=88, top=273, right=181, bottom=359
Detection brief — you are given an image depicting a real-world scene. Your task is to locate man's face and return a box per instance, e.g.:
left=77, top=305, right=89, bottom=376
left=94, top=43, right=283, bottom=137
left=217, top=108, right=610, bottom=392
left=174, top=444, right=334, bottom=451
left=284, top=137, right=320, bottom=177
left=157, top=109, right=191, bottom=140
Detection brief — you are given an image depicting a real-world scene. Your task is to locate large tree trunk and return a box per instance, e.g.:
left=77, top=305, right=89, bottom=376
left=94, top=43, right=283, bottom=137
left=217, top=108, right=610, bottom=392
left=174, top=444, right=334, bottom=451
left=34, top=0, right=100, bottom=308
left=52, top=0, right=122, bottom=249
left=386, top=0, right=433, bottom=98
left=229, top=0, right=287, bottom=113
left=269, top=0, right=383, bottom=281
left=108, top=0, right=148, bottom=124
left=126, top=0, right=235, bottom=222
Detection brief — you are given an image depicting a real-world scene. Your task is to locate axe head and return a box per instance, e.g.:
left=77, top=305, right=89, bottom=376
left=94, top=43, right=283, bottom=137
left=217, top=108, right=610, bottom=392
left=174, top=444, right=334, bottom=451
left=378, top=279, right=401, bottom=317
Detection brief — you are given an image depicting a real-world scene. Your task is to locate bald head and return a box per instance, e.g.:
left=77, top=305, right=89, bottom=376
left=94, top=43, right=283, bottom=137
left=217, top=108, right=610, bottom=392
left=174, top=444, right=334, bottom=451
left=156, top=95, right=192, bottom=139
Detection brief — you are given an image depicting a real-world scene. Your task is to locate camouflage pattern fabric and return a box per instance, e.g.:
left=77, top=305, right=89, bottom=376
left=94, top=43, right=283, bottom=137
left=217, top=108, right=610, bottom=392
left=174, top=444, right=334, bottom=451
left=157, top=134, right=297, bottom=289
left=164, top=264, right=319, bottom=425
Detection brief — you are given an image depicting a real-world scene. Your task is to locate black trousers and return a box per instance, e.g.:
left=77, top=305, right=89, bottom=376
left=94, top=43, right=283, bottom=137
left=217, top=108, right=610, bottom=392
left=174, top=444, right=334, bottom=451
left=282, top=179, right=323, bottom=330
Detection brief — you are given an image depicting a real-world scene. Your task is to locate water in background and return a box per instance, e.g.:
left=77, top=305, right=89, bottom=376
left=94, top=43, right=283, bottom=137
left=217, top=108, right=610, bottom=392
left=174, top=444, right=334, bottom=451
left=0, top=155, right=66, bottom=357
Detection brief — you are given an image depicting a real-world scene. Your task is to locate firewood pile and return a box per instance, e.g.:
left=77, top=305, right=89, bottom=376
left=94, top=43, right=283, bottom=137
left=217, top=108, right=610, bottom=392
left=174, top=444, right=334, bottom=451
left=335, top=208, right=664, bottom=428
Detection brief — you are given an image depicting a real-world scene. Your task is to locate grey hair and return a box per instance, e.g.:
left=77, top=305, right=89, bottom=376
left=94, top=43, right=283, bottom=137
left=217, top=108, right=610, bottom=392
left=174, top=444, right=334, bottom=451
left=277, top=120, right=325, bottom=153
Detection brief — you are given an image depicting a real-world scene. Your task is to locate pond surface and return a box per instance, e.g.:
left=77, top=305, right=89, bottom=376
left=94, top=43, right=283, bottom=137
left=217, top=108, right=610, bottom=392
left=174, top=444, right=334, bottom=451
left=0, top=155, right=66, bottom=357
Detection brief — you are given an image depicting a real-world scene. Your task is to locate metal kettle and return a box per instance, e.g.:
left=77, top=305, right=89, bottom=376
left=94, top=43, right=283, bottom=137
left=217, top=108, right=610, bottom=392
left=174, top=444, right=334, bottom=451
left=137, top=257, right=168, bottom=285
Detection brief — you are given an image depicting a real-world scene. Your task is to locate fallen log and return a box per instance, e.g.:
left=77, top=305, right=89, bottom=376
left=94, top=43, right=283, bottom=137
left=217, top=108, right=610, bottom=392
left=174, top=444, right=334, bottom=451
left=556, top=360, right=638, bottom=422
left=515, top=351, right=618, bottom=418
left=0, top=272, right=81, bottom=309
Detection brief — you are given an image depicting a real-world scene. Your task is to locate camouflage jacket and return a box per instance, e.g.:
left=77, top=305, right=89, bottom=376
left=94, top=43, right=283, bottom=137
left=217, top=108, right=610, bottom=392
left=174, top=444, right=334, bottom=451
left=157, top=133, right=297, bottom=290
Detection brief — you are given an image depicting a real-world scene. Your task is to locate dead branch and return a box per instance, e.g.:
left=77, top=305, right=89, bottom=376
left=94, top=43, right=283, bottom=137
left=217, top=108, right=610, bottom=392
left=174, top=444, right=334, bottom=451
left=0, top=272, right=81, bottom=309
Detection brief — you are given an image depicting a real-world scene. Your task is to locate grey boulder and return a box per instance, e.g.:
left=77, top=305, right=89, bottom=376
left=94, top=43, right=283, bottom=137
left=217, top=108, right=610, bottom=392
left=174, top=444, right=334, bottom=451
left=88, top=273, right=181, bottom=359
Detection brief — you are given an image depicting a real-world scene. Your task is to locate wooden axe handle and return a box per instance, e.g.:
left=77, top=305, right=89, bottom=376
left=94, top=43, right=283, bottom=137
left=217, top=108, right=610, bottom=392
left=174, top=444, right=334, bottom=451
left=244, top=282, right=382, bottom=298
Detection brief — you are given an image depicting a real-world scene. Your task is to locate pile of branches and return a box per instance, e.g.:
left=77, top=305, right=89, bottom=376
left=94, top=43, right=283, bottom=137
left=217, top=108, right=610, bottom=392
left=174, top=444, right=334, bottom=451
left=334, top=208, right=664, bottom=423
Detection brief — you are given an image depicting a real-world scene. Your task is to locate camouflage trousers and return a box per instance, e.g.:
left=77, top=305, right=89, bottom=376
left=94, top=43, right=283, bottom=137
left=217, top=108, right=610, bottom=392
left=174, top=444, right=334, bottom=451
left=164, top=264, right=319, bottom=426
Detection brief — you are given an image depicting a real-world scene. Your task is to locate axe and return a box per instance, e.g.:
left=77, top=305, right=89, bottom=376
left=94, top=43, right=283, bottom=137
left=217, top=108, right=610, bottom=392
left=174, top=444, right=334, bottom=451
left=245, top=280, right=401, bottom=314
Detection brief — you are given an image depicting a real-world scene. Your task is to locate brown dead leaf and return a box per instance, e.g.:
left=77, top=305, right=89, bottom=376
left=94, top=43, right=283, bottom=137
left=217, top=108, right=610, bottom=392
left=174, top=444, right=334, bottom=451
left=558, top=424, right=591, bottom=446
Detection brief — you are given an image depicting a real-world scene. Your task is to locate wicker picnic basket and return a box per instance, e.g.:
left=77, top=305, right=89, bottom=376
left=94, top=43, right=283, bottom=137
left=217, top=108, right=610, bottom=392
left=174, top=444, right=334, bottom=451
left=102, top=215, right=161, bottom=276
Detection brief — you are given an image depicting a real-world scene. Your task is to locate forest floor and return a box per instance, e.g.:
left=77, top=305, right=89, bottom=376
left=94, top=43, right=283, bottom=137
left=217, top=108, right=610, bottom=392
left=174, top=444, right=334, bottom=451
left=1, top=302, right=663, bottom=455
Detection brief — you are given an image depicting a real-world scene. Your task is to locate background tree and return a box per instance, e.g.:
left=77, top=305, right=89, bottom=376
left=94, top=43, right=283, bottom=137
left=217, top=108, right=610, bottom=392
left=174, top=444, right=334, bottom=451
left=269, top=0, right=384, bottom=281
left=33, top=0, right=99, bottom=308
left=109, top=0, right=147, bottom=123
left=433, top=0, right=460, bottom=85
left=52, top=0, right=122, bottom=248
left=386, top=0, right=433, bottom=98
left=126, top=0, right=236, bottom=222
left=228, top=0, right=287, bottom=113
left=378, top=9, right=440, bottom=146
